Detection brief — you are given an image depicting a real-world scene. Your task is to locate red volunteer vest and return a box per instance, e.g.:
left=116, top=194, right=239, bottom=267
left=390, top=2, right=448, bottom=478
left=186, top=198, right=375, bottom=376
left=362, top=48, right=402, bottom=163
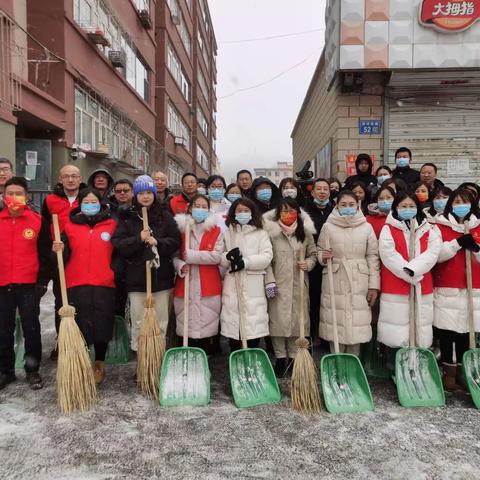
left=367, top=215, right=387, bottom=240
left=0, top=207, right=41, bottom=286
left=64, top=219, right=117, bottom=288
left=381, top=224, right=433, bottom=295
left=45, top=193, right=79, bottom=237
left=434, top=224, right=480, bottom=289
left=169, top=194, right=189, bottom=215
left=174, top=226, right=222, bottom=298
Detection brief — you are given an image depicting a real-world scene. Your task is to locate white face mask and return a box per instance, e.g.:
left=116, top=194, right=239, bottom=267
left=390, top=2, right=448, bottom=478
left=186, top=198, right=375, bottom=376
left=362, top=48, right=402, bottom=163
left=282, top=188, right=297, bottom=199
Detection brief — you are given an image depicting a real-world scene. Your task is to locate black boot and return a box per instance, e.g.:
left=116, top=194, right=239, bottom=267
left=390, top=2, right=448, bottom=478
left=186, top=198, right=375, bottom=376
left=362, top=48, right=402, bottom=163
left=26, top=371, right=43, bottom=390
left=274, top=358, right=287, bottom=378
left=0, top=371, right=16, bottom=390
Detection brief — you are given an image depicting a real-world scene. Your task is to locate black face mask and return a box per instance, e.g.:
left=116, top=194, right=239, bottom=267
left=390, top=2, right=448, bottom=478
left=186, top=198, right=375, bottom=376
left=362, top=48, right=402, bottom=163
left=330, top=191, right=339, bottom=199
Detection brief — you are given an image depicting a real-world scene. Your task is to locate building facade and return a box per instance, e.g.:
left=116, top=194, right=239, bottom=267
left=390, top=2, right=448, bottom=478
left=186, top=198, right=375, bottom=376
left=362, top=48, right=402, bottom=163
left=292, top=0, right=480, bottom=186
left=0, top=0, right=217, bottom=193
left=254, top=161, right=293, bottom=186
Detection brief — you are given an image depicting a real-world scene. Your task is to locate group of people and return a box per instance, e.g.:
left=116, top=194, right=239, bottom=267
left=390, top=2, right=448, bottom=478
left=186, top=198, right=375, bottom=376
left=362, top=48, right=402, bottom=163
left=0, top=147, right=478, bottom=396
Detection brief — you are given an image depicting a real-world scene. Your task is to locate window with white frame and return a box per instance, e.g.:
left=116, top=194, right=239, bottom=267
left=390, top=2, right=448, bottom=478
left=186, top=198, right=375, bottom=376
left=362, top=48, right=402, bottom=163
left=197, top=107, right=208, bottom=138
left=166, top=0, right=191, bottom=56
left=197, top=144, right=209, bottom=172
left=168, top=159, right=184, bottom=186
left=199, top=0, right=209, bottom=32
left=74, top=86, right=151, bottom=169
left=133, top=0, right=149, bottom=12
left=167, top=102, right=190, bottom=150
left=198, top=69, right=208, bottom=101
left=197, top=30, right=209, bottom=71
left=167, top=44, right=190, bottom=101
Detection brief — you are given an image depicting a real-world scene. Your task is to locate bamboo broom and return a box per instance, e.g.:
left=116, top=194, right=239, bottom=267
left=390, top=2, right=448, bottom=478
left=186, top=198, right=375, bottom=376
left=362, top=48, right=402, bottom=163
left=291, top=249, right=322, bottom=414
left=136, top=207, right=165, bottom=399
left=53, top=214, right=96, bottom=413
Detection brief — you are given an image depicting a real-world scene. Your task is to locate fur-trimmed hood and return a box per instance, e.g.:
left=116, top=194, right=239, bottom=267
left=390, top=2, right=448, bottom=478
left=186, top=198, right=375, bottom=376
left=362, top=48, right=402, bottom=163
left=174, top=213, right=218, bottom=233
left=263, top=208, right=316, bottom=246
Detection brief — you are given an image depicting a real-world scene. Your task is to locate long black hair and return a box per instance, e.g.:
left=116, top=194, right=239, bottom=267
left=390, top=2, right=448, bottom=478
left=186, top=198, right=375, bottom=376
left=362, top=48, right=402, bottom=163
left=279, top=177, right=304, bottom=207
left=133, top=193, right=168, bottom=224
left=443, top=188, right=480, bottom=221
left=225, top=197, right=263, bottom=228
left=274, top=198, right=305, bottom=243
left=391, top=190, right=425, bottom=224
left=428, top=186, right=452, bottom=217
left=206, top=174, right=227, bottom=190
left=458, top=182, right=480, bottom=202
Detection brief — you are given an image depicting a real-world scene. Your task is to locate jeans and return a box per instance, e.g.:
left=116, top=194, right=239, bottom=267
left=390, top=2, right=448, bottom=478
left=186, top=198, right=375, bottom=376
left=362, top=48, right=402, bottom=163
left=0, top=284, right=42, bottom=373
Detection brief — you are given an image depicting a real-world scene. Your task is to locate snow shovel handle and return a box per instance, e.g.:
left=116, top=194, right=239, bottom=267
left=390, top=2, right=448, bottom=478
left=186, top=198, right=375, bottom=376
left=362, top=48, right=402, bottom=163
left=408, top=218, right=417, bottom=348
left=325, top=231, right=339, bottom=354
left=464, top=222, right=475, bottom=350
left=141, top=207, right=152, bottom=298
left=52, top=214, right=69, bottom=308
left=183, top=218, right=191, bottom=348
left=299, top=250, right=305, bottom=340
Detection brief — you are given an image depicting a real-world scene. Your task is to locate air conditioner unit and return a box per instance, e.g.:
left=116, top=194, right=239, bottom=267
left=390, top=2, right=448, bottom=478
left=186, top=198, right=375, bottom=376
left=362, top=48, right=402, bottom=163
left=171, top=13, right=181, bottom=25
left=174, top=136, right=186, bottom=146
left=96, top=143, right=110, bottom=154
left=108, top=50, right=126, bottom=68
left=138, top=9, right=152, bottom=29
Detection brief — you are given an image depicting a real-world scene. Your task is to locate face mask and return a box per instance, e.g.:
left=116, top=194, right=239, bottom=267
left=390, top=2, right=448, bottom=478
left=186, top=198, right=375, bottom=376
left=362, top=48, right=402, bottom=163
left=208, top=188, right=225, bottom=201
left=433, top=198, right=448, bottom=213
left=280, top=211, right=298, bottom=226
left=282, top=188, right=297, bottom=199
left=192, top=208, right=209, bottom=223
left=398, top=208, right=417, bottom=221
left=338, top=207, right=357, bottom=217
left=378, top=199, right=393, bottom=213
left=453, top=204, right=471, bottom=218
left=235, top=212, right=252, bottom=225
left=256, top=188, right=272, bottom=202
left=377, top=175, right=390, bottom=185
left=3, top=195, right=26, bottom=213
left=314, top=197, right=329, bottom=207
left=227, top=193, right=241, bottom=203
left=81, top=203, right=101, bottom=216
left=416, top=192, right=429, bottom=203
left=197, top=187, right=207, bottom=195
left=396, top=157, right=410, bottom=168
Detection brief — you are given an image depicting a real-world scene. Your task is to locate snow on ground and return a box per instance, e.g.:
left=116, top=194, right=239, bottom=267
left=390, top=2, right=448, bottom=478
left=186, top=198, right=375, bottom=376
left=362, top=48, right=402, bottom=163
left=1, top=288, right=480, bottom=479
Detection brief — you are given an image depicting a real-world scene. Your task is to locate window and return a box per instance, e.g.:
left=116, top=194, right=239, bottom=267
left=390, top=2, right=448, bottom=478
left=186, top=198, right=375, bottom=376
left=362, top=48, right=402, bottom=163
left=197, top=144, right=209, bottom=171
left=133, top=0, right=149, bottom=11
left=74, top=0, right=93, bottom=27
left=197, top=30, right=209, bottom=71
left=199, top=0, right=209, bottom=32
left=167, top=44, right=190, bottom=101
left=166, top=0, right=191, bottom=56
left=168, top=159, right=184, bottom=186
left=197, top=107, right=208, bottom=138
left=198, top=69, right=208, bottom=101
left=167, top=102, right=190, bottom=150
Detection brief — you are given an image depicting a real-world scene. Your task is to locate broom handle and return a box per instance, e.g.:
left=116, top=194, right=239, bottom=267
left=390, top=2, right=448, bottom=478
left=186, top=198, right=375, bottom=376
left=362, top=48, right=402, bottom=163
left=464, top=222, right=475, bottom=350
left=183, top=219, right=191, bottom=348
left=299, top=249, right=305, bottom=340
left=408, top=218, right=416, bottom=348
left=52, top=214, right=69, bottom=308
left=325, top=230, right=339, bottom=354
left=142, top=207, right=152, bottom=298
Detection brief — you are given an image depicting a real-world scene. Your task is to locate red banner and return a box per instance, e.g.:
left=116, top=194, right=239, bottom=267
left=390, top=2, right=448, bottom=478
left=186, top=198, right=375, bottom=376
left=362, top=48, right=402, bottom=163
left=420, top=0, right=480, bottom=32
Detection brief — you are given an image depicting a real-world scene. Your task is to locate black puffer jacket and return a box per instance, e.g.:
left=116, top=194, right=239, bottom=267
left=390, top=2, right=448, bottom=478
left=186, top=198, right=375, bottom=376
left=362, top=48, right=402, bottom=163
left=112, top=205, right=181, bottom=293
left=344, top=155, right=376, bottom=191
left=249, top=176, right=280, bottom=214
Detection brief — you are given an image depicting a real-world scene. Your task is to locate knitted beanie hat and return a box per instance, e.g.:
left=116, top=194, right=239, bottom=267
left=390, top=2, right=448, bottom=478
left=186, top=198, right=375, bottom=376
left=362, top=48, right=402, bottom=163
left=133, top=175, right=157, bottom=195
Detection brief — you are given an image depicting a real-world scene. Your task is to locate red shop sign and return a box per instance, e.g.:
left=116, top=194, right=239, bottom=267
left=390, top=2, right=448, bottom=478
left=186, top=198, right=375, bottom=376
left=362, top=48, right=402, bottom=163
left=420, top=0, right=480, bottom=32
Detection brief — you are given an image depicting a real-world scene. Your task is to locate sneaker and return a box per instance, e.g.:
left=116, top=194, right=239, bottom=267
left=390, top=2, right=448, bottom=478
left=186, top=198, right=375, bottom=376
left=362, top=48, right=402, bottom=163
left=26, top=372, right=43, bottom=390
left=0, top=371, right=16, bottom=390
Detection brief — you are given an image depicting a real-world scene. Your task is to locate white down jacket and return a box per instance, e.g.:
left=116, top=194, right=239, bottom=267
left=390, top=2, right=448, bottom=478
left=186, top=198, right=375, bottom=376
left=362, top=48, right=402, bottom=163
left=433, top=213, right=480, bottom=333
left=220, top=224, right=273, bottom=340
left=317, top=209, right=380, bottom=345
left=378, top=214, right=441, bottom=348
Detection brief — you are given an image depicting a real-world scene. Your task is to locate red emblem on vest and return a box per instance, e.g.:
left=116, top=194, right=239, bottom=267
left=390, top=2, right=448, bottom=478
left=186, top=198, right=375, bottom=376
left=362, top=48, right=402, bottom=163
left=420, top=1, right=480, bottom=32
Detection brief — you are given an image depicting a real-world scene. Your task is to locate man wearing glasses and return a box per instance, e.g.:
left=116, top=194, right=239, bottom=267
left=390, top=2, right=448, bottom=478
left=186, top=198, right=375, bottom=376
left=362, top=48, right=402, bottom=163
left=110, top=179, right=133, bottom=214
left=0, top=158, right=14, bottom=210
left=41, top=165, right=86, bottom=357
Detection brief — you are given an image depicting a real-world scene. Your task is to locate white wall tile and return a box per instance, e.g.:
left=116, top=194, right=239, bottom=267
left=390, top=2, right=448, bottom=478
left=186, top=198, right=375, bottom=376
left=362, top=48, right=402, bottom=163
left=389, top=44, right=413, bottom=68
left=365, top=21, right=389, bottom=45
left=389, top=20, right=414, bottom=45
left=340, top=45, right=365, bottom=69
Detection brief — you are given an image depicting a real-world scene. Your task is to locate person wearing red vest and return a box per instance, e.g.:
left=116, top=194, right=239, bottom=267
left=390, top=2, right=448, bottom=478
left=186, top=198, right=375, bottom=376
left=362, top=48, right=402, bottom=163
left=367, top=185, right=395, bottom=239
left=169, top=172, right=198, bottom=215
left=0, top=177, right=50, bottom=391
left=173, top=195, right=224, bottom=350
left=378, top=191, right=441, bottom=349
left=433, top=188, right=480, bottom=390
left=52, top=187, right=117, bottom=385
left=42, top=164, right=86, bottom=352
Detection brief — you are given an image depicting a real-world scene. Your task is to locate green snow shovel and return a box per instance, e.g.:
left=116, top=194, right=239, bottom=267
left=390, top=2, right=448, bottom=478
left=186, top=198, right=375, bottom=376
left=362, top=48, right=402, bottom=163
left=360, top=328, right=390, bottom=379
left=14, top=316, right=25, bottom=369
left=462, top=223, right=480, bottom=409
left=395, top=218, right=444, bottom=408
left=159, top=218, right=210, bottom=406
left=90, top=316, right=130, bottom=365
left=320, top=232, right=374, bottom=413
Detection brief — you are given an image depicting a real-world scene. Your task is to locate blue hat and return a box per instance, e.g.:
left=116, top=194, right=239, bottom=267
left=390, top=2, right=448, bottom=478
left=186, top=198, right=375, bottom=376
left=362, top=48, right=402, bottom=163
left=133, top=175, right=157, bottom=195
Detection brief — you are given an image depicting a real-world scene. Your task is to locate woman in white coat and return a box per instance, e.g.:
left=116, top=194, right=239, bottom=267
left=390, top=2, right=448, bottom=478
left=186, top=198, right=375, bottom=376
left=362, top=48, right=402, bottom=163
left=378, top=191, right=441, bottom=349
left=317, top=190, right=380, bottom=355
left=263, top=198, right=317, bottom=376
left=433, top=188, right=480, bottom=390
left=221, top=197, right=273, bottom=352
left=173, top=194, right=224, bottom=350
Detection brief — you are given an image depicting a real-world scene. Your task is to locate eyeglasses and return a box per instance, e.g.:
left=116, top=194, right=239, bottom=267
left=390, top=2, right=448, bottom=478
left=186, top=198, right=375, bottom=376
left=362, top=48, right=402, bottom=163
left=0, top=167, right=12, bottom=173
left=115, top=188, right=131, bottom=194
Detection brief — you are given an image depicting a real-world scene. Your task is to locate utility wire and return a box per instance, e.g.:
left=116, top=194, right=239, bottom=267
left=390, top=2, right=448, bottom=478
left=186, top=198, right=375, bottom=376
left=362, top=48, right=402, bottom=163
left=219, top=28, right=324, bottom=44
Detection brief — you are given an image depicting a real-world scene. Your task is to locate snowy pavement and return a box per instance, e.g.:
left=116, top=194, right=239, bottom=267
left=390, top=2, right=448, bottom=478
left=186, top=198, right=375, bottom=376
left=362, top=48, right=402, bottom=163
left=1, top=290, right=480, bottom=479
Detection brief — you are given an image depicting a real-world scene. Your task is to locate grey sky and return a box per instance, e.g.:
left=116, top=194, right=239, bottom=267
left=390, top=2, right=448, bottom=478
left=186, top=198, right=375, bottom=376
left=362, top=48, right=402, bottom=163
left=209, top=0, right=326, bottom=181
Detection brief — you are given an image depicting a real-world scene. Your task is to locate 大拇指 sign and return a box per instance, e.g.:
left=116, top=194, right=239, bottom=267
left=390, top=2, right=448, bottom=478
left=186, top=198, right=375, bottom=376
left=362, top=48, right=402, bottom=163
left=420, top=1, right=480, bottom=32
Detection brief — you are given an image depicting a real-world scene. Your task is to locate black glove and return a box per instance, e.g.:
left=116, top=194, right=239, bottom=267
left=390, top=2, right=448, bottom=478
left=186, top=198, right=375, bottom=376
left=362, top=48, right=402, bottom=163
left=35, top=284, right=48, bottom=300
left=229, top=257, right=245, bottom=273
left=457, top=234, right=480, bottom=253
left=403, top=267, right=414, bottom=277
left=226, top=247, right=241, bottom=262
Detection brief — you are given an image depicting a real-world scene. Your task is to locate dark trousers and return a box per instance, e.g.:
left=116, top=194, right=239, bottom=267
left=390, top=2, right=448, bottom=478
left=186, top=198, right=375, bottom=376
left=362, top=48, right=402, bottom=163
left=93, top=342, right=108, bottom=362
left=0, top=284, right=42, bottom=373
left=229, top=338, right=261, bottom=353
left=308, top=264, right=323, bottom=339
left=52, top=273, right=62, bottom=333
left=114, top=282, right=128, bottom=318
left=437, top=328, right=469, bottom=364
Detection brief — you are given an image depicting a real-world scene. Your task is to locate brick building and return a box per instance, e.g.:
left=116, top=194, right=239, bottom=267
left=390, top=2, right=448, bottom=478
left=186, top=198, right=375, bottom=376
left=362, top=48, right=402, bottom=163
left=254, top=161, right=293, bottom=186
